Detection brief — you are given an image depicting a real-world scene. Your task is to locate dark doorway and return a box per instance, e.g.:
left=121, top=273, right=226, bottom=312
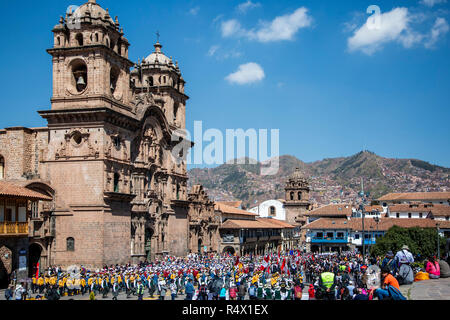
left=145, top=228, right=154, bottom=262
left=28, top=243, right=42, bottom=278
left=223, top=246, right=235, bottom=255
left=198, top=239, right=203, bottom=254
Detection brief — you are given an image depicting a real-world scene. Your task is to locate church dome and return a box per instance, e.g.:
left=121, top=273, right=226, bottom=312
left=290, top=168, right=305, bottom=180
left=71, top=0, right=115, bottom=26
left=145, top=42, right=173, bottom=66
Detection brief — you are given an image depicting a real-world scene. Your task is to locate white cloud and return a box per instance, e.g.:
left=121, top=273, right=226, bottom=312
left=237, top=1, right=261, bottom=14
left=189, top=6, right=200, bottom=16
left=249, top=7, right=313, bottom=42
left=225, top=63, right=265, bottom=85
left=207, top=45, right=243, bottom=60
left=425, top=17, right=449, bottom=48
left=221, top=19, right=244, bottom=37
left=221, top=7, right=313, bottom=42
left=347, top=7, right=449, bottom=55
left=207, top=45, right=220, bottom=57
left=348, top=8, right=423, bottom=55
left=420, top=0, right=447, bottom=7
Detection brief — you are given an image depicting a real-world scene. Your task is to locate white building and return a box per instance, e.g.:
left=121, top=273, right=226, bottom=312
left=249, top=199, right=286, bottom=221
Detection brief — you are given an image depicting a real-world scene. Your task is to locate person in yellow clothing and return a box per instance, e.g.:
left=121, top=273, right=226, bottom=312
left=74, top=278, right=81, bottom=295
left=80, top=277, right=86, bottom=296
left=58, top=278, right=65, bottom=296
left=37, top=275, right=45, bottom=294
left=31, top=276, right=37, bottom=294
left=88, top=276, right=95, bottom=294
left=66, top=278, right=74, bottom=296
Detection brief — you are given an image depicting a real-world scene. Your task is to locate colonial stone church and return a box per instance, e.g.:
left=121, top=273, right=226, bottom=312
left=0, top=0, right=219, bottom=270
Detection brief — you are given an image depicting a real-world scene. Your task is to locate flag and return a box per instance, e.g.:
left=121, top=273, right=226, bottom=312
left=36, top=262, right=39, bottom=279
left=261, top=255, right=270, bottom=271
left=281, top=258, right=286, bottom=274
left=235, top=256, right=240, bottom=266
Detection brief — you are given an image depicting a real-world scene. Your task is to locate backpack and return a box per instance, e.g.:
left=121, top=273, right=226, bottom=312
left=387, top=285, right=407, bottom=300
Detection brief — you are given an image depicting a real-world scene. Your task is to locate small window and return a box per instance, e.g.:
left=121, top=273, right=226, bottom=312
left=269, top=206, right=276, bottom=216
left=67, top=237, right=75, bottom=251
left=290, top=192, right=294, bottom=201
left=336, top=232, right=344, bottom=239
left=408, top=212, right=412, bottom=219
left=113, top=136, right=121, bottom=149
left=147, top=76, right=154, bottom=87
left=326, top=232, right=334, bottom=239
left=0, top=156, right=4, bottom=180
left=355, top=234, right=360, bottom=240
left=419, top=212, right=423, bottom=218
left=396, top=212, right=400, bottom=218
left=114, top=173, right=120, bottom=193
left=316, top=232, right=323, bottom=239
left=31, top=201, right=39, bottom=219
left=364, top=234, right=370, bottom=239
left=75, top=33, right=83, bottom=46
left=298, top=192, right=302, bottom=201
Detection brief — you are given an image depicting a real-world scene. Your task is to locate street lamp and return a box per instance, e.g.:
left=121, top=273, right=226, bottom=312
left=437, top=222, right=441, bottom=258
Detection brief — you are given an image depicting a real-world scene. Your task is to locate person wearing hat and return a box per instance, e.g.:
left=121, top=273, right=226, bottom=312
left=395, top=245, right=414, bottom=266
left=381, top=251, right=398, bottom=276
left=136, top=279, right=145, bottom=300
left=395, top=245, right=414, bottom=285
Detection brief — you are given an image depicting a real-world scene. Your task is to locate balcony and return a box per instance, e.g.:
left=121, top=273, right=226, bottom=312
left=311, top=237, right=348, bottom=244
left=0, top=222, right=29, bottom=236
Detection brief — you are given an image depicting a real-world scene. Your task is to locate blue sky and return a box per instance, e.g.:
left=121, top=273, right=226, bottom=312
left=0, top=0, right=449, bottom=168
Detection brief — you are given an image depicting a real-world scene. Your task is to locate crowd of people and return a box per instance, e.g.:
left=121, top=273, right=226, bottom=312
left=4, top=246, right=450, bottom=301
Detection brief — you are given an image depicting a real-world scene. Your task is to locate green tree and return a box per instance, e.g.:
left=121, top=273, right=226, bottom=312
left=370, top=226, right=446, bottom=261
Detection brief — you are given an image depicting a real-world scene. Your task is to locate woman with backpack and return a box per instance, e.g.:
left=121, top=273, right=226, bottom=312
left=426, top=256, right=440, bottom=279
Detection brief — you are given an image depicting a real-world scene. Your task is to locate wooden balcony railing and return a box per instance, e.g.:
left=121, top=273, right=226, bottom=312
left=0, top=222, right=29, bottom=235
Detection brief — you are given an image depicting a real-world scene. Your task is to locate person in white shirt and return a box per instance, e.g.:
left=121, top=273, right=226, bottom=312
left=394, top=245, right=414, bottom=266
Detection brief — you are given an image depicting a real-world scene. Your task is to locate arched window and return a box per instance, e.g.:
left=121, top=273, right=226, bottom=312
left=67, top=237, right=75, bottom=251
left=95, top=33, right=99, bottom=43
left=0, top=156, right=4, bottom=180
left=298, top=192, right=302, bottom=201
left=290, top=192, right=294, bottom=201
left=114, top=173, right=120, bottom=193
left=147, top=76, right=154, bottom=87
left=269, top=206, right=276, bottom=216
left=75, top=33, right=83, bottom=46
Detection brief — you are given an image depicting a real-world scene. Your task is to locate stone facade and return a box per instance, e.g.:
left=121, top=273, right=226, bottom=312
left=0, top=0, right=217, bottom=269
left=284, top=168, right=312, bottom=246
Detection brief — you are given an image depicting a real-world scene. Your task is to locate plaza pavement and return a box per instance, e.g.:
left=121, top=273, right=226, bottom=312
left=2, top=279, right=450, bottom=300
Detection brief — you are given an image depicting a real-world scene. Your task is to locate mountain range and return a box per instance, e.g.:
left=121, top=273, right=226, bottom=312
left=187, top=151, right=450, bottom=209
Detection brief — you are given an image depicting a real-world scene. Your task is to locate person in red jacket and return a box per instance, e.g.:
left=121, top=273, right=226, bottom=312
left=308, top=284, right=315, bottom=300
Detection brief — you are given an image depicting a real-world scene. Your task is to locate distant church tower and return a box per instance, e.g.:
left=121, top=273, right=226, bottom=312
left=284, top=168, right=311, bottom=226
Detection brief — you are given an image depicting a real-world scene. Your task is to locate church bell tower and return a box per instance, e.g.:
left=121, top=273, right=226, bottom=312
left=47, top=0, right=133, bottom=112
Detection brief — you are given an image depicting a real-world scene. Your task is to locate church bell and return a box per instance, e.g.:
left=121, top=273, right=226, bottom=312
left=77, top=76, right=86, bottom=86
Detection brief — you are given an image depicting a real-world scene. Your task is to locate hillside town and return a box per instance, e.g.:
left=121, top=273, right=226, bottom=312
left=0, top=0, right=449, bottom=303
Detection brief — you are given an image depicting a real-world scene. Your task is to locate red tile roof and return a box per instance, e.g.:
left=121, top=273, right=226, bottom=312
left=220, top=218, right=295, bottom=230
left=306, top=204, right=352, bottom=217
left=378, top=192, right=450, bottom=202
left=0, top=181, right=52, bottom=201
left=216, top=201, right=242, bottom=209
left=257, top=218, right=295, bottom=229
left=215, top=202, right=257, bottom=216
